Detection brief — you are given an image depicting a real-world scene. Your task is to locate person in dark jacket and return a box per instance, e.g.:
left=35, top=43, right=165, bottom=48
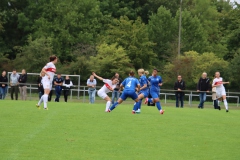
left=0, top=70, right=8, bottom=100
left=63, top=76, right=73, bottom=102
left=54, top=73, right=64, bottom=102
left=37, top=73, right=44, bottom=100
left=174, top=75, right=186, bottom=108
left=18, top=69, right=28, bottom=100
left=197, top=72, right=210, bottom=109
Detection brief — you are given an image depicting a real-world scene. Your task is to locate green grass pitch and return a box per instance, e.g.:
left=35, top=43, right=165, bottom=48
left=0, top=100, right=239, bottom=160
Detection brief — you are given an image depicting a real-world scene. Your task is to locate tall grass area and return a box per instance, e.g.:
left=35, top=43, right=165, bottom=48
left=0, top=100, right=239, bottom=160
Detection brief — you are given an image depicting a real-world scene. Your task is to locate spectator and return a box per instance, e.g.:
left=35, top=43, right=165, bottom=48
left=0, top=70, right=8, bottom=100
left=112, top=73, right=122, bottom=104
left=18, top=69, right=28, bottom=100
left=10, top=69, right=20, bottom=100
left=197, top=72, right=210, bottom=109
left=174, top=75, right=185, bottom=108
left=37, top=73, right=44, bottom=100
left=63, top=76, right=73, bottom=102
left=87, top=75, right=97, bottom=104
left=54, top=73, right=64, bottom=102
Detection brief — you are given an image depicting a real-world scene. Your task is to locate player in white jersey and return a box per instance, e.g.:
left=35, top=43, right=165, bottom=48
left=92, top=72, right=118, bottom=112
left=36, top=55, right=58, bottom=110
left=212, top=72, right=229, bottom=112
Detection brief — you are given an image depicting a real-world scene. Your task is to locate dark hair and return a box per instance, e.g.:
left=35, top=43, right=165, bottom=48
left=153, top=68, right=158, bottom=72
left=129, top=71, right=135, bottom=76
left=49, top=55, right=57, bottom=62
left=111, top=76, right=118, bottom=81
left=12, top=69, right=16, bottom=71
left=57, top=73, right=61, bottom=75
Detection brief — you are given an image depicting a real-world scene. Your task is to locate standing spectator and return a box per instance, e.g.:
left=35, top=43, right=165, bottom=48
left=0, top=70, right=8, bottom=100
left=174, top=75, right=186, bottom=108
left=54, top=73, right=64, bottom=102
left=87, top=75, right=97, bottom=104
left=10, top=69, right=20, bottom=100
left=18, top=69, right=28, bottom=100
left=37, top=73, right=44, bottom=100
left=197, top=72, right=210, bottom=109
left=112, top=73, right=122, bottom=104
left=63, top=76, right=73, bottom=102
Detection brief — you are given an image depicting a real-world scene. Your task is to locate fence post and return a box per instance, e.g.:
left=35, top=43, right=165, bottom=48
left=83, top=86, right=86, bottom=103
left=70, top=89, right=72, bottom=101
left=30, top=84, right=32, bottom=101
left=190, top=91, right=193, bottom=107
left=165, top=93, right=166, bottom=104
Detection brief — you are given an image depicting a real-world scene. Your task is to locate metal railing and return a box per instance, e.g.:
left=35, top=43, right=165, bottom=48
left=1, top=82, right=239, bottom=107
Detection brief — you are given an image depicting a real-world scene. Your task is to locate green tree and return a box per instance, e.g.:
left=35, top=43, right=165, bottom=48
left=104, top=16, right=156, bottom=70
left=88, top=43, right=132, bottom=78
left=13, top=36, right=53, bottom=73
left=227, top=53, right=240, bottom=89
left=148, top=6, right=177, bottom=67
left=176, top=9, right=209, bottom=53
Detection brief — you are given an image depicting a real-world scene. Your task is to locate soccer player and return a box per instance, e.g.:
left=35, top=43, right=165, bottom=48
left=144, top=69, right=164, bottom=114
left=36, top=55, right=57, bottom=110
left=108, top=71, right=140, bottom=113
left=132, top=69, right=149, bottom=114
left=212, top=71, right=229, bottom=112
left=92, top=72, right=118, bottom=112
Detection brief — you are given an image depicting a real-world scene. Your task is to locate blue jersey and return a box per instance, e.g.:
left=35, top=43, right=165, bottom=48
left=148, top=75, right=162, bottom=92
left=139, top=75, right=148, bottom=92
left=121, top=76, right=140, bottom=91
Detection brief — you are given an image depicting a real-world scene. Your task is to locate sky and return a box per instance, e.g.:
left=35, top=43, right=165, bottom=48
left=230, top=0, right=240, bottom=3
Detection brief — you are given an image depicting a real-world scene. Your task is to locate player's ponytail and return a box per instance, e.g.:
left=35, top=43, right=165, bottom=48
left=144, top=70, right=149, bottom=76
left=129, top=71, right=135, bottom=76
left=49, top=55, right=57, bottom=62
left=111, top=76, right=118, bottom=81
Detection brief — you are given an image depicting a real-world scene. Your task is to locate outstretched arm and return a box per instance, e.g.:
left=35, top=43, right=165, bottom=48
left=222, top=82, right=229, bottom=84
left=92, top=72, right=103, bottom=81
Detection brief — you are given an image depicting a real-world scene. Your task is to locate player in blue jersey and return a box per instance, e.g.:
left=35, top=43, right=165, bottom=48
left=144, top=69, right=164, bottom=114
left=108, top=71, right=140, bottom=113
left=132, top=69, right=149, bottom=114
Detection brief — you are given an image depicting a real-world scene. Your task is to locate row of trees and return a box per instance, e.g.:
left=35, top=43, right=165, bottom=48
left=0, top=0, right=240, bottom=90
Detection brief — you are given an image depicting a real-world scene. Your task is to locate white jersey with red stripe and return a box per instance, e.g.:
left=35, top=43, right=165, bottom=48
left=99, top=79, right=116, bottom=94
left=43, top=62, right=56, bottom=82
left=213, top=77, right=225, bottom=90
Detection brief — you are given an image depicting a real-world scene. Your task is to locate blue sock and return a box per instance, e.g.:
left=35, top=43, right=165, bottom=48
left=133, top=102, right=137, bottom=111
left=138, top=99, right=142, bottom=110
left=156, top=101, right=162, bottom=110
left=148, top=98, right=153, bottom=103
left=110, top=102, right=119, bottom=111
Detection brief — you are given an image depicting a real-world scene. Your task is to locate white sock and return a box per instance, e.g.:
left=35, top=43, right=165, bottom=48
left=38, top=96, right=43, bottom=106
left=218, top=100, right=220, bottom=106
left=43, top=94, right=48, bottom=109
left=105, top=101, right=111, bottom=111
left=223, top=99, right=228, bottom=110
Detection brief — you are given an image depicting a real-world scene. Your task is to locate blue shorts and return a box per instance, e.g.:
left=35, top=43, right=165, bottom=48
left=150, top=91, right=159, bottom=99
left=139, top=90, right=149, bottom=98
left=120, top=90, right=138, bottom=101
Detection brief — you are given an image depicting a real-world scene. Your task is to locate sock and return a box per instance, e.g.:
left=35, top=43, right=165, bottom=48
left=43, top=94, right=48, bottom=109
left=218, top=100, right=220, bottom=106
left=38, top=96, right=43, bottom=106
left=148, top=98, right=153, bottom=103
left=106, top=101, right=111, bottom=111
left=156, top=101, right=162, bottom=111
left=138, top=99, right=142, bottom=110
left=133, top=102, right=137, bottom=111
left=110, top=102, right=119, bottom=111
left=223, top=99, right=228, bottom=110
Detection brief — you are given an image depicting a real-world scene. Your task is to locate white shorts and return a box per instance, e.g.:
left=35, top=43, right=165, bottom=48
left=216, top=89, right=226, bottom=98
left=97, top=90, right=108, bottom=99
left=41, top=77, right=52, bottom=90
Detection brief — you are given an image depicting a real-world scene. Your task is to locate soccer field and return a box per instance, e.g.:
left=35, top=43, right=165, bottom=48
left=0, top=101, right=239, bottom=160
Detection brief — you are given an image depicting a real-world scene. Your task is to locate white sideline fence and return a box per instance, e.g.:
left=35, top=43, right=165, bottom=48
left=1, top=82, right=239, bottom=107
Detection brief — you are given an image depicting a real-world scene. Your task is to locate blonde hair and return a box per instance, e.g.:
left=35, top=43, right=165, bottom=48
left=138, top=68, right=145, bottom=74
left=144, top=70, right=149, bottom=75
